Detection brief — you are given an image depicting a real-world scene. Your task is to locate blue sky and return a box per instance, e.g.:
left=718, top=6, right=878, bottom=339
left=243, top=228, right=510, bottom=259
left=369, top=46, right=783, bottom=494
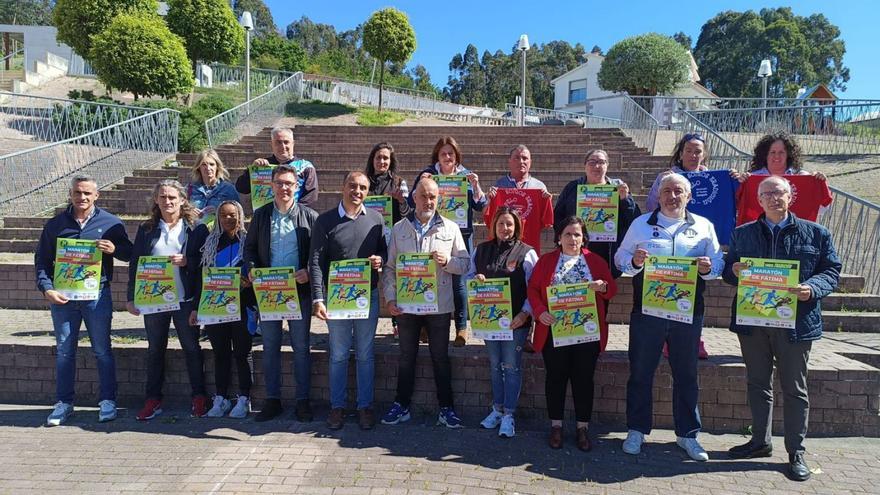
left=263, top=0, right=877, bottom=100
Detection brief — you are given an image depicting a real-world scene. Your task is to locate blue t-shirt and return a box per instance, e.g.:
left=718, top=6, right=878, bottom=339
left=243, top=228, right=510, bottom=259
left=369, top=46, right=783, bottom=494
left=681, top=170, right=739, bottom=245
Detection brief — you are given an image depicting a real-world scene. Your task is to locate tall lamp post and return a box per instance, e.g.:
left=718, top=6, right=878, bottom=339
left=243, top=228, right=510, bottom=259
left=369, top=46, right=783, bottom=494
left=758, top=58, right=772, bottom=126
left=517, top=34, right=530, bottom=126
left=240, top=11, right=254, bottom=103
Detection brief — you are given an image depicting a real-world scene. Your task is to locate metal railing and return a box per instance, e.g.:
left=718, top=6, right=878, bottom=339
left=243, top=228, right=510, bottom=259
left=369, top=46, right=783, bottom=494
left=209, top=64, right=295, bottom=95
left=204, top=72, right=303, bottom=147
left=0, top=108, right=179, bottom=217
left=505, top=103, right=622, bottom=127
left=1, top=48, right=24, bottom=71
left=0, top=92, right=158, bottom=153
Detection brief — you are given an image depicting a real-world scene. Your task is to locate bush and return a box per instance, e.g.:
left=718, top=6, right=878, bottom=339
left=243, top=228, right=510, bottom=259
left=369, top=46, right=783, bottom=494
left=356, top=107, right=406, bottom=126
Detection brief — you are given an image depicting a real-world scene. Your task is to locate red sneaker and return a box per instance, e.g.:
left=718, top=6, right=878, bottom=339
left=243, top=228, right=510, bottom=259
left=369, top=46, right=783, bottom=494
left=698, top=340, right=709, bottom=360
left=136, top=399, right=162, bottom=421
left=191, top=395, right=209, bottom=418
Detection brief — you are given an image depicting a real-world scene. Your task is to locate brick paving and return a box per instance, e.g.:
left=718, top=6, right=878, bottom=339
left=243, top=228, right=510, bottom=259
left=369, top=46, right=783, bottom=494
left=0, top=404, right=878, bottom=494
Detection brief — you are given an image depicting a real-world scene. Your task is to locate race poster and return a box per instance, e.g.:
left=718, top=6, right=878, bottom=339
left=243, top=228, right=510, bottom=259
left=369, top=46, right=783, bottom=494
left=546, top=283, right=601, bottom=347
left=53, top=238, right=102, bottom=300
left=364, top=195, right=393, bottom=239
left=433, top=175, right=468, bottom=228
left=467, top=278, right=513, bottom=341
left=133, top=256, right=180, bottom=314
left=735, top=257, right=800, bottom=329
left=327, top=259, right=372, bottom=319
left=576, top=184, right=619, bottom=242
left=252, top=267, right=302, bottom=321
left=396, top=253, right=439, bottom=314
left=641, top=255, right=699, bottom=323
left=249, top=164, right=276, bottom=209
left=196, top=267, right=241, bottom=325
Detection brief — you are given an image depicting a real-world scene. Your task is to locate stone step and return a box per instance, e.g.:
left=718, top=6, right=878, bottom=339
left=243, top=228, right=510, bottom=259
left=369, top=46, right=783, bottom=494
left=823, top=293, right=880, bottom=311
left=822, top=312, right=880, bottom=333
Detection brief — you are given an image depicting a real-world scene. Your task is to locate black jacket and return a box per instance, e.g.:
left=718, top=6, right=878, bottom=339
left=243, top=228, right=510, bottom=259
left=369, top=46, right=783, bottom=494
left=127, top=220, right=197, bottom=302
left=187, top=223, right=256, bottom=314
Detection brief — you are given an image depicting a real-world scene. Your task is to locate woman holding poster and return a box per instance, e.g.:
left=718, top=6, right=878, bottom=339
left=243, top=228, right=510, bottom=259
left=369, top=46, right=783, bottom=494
left=410, top=136, right=487, bottom=346
left=466, top=207, right=538, bottom=438
left=187, top=200, right=255, bottom=419
left=126, top=180, right=208, bottom=421
left=187, top=149, right=240, bottom=225
left=527, top=216, right=616, bottom=451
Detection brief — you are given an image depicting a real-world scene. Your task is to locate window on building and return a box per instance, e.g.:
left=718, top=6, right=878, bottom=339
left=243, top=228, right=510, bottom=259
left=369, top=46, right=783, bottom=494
left=569, top=79, right=587, bottom=104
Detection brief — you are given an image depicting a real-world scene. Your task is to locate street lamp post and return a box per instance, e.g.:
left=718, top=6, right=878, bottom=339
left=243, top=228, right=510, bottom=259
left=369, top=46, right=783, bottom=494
left=240, top=11, right=254, bottom=103
left=517, top=34, right=530, bottom=127
left=758, top=59, right=772, bottom=126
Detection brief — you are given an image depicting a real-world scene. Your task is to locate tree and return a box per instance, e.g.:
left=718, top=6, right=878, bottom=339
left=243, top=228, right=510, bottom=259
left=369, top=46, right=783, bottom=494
left=590, top=45, right=603, bottom=55
left=362, top=8, right=416, bottom=112
left=52, top=0, right=157, bottom=59
left=408, top=64, right=437, bottom=94
left=166, top=0, right=244, bottom=70
left=89, top=12, right=193, bottom=100
left=251, top=33, right=307, bottom=72
left=598, top=33, right=690, bottom=99
left=693, top=8, right=849, bottom=97
left=673, top=32, right=692, bottom=51
left=286, top=16, right=339, bottom=57
left=0, top=0, right=53, bottom=25
left=231, top=0, right=277, bottom=38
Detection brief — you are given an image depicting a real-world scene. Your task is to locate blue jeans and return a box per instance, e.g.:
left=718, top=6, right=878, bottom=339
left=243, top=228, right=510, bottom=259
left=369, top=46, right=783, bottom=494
left=326, top=291, right=379, bottom=409
left=261, top=299, right=312, bottom=400
left=626, top=312, right=703, bottom=438
left=143, top=300, right=205, bottom=399
left=50, top=285, right=116, bottom=404
left=484, top=327, right=528, bottom=413
left=451, top=233, right=472, bottom=331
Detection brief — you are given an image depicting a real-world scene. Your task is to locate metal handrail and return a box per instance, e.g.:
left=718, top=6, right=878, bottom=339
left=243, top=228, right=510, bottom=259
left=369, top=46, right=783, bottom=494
left=0, top=48, right=24, bottom=65
left=0, top=90, right=156, bottom=112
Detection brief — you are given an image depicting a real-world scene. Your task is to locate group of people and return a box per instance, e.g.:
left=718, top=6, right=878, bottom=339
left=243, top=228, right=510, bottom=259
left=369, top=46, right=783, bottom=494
left=34, top=127, right=841, bottom=482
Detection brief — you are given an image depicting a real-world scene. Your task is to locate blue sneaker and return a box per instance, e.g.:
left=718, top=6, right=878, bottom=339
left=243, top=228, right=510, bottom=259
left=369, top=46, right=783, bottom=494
left=437, top=407, right=464, bottom=429
left=381, top=402, right=411, bottom=425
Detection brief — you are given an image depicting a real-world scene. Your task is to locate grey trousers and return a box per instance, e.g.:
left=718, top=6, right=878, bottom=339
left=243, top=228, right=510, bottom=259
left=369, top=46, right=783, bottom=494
left=737, top=329, right=812, bottom=454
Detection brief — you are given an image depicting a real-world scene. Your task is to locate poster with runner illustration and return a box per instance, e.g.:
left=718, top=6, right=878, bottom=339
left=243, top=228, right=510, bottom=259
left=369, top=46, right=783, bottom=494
left=327, top=259, right=372, bottom=319
left=433, top=175, right=468, bottom=228
left=363, top=195, right=393, bottom=240
left=467, top=278, right=513, bottom=340
left=133, top=256, right=180, bottom=314
left=53, top=238, right=102, bottom=301
left=546, top=283, right=600, bottom=346
left=196, top=267, right=241, bottom=325
left=249, top=164, right=276, bottom=209
left=396, top=253, right=439, bottom=314
left=641, top=255, right=698, bottom=323
left=252, top=267, right=302, bottom=321
left=576, top=184, right=619, bottom=242
left=735, top=257, right=800, bottom=329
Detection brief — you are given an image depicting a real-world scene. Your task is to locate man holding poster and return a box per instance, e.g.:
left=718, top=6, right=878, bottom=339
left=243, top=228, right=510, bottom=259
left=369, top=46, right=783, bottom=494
left=35, top=175, right=132, bottom=426
left=309, top=171, right=387, bottom=430
left=382, top=179, right=470, bottom=428
left=615, top=174, right=723, bottom=461
left=234, top=127, right=319, bottom=209
left=722, top=176, right=840, bottom=481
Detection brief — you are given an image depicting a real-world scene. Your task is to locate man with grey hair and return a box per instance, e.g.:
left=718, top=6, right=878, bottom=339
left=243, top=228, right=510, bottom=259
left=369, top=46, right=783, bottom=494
left=488, top=145, right=549, bottom=197
left=614, top=172, right=723, bottom=461
left=723, top=175, right=841, bottom=481
left=235, top=127, right=319, bottom=207
left=35, top=175, right=133, bottom=426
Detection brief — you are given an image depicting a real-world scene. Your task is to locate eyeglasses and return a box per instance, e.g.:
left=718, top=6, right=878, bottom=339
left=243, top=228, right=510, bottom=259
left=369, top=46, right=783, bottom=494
left=586, top=159, right=608, bottom=166
left=273, top=180, right=296, bottom=189
left=759, top=190, right=788, bottom=199
left=683, top=133, right=705, bottom=142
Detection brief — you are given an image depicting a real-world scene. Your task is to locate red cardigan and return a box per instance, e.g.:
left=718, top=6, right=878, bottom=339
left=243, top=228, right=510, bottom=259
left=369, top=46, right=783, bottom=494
left=527, top=248, right=617, bottom=353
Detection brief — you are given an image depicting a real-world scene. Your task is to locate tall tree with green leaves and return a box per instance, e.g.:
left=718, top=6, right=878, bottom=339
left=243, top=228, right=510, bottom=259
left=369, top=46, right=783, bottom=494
left=693, top=8, right=849, bottom=97
left=673, top=32, right=693, bottom=51
left=362, top=8, right=416, bottom=112
left=89, top=12, right=193, bottom=100
left=286, top=16, right=340, bottom=57
left=231, top=0, right=277, bottom=38
left=0, top=0, right=53, bottom=25
left=52, top=0, right=157, bottom=59
left=251, top=33, right=306, bottom=72
left=166, top=0, right=244, bottom=69
left=598, top=33, right=690, bottom=99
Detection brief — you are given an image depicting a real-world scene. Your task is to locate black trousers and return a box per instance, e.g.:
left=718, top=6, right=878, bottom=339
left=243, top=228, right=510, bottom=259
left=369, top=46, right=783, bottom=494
left=206, top=320, right=254, bottom=398
left=542, top=338, right=601, bottom=422
left=395, top=313, right=454, bottom=408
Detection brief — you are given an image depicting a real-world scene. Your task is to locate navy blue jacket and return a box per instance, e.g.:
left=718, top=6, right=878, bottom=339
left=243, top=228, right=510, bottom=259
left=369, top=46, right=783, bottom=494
left=722, top=213, right=841, bottom=342
left=127, top=220, right=198, bottom=302
left=35, top=206, right=133, bottom=293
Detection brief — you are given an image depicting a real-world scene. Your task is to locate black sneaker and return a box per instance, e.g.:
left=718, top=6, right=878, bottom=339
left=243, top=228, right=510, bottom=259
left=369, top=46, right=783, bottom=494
left=254, top=399, right=283, bottom=422
left=294, top=399, right=313, bottom=422
left=728, top=440, right=773, bottom=459
left=788, top=452, right=811, bottom=481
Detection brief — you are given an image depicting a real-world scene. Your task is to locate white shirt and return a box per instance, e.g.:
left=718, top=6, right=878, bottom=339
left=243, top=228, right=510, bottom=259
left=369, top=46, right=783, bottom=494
left=152, top=219, right=187, bottom=301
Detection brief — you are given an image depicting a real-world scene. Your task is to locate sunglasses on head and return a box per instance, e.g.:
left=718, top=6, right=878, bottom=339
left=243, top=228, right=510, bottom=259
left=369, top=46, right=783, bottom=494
left=683, top=133, right=705, bottom=142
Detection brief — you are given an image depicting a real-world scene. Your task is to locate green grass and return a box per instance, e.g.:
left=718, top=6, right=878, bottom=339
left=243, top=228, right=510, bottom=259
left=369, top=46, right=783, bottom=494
left=285, top=100, right=356, bottom=119
left=356, top=107, right=406, bottom=126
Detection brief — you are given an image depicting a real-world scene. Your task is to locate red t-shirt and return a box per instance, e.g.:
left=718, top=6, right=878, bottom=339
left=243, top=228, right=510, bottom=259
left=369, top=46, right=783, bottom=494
left=736, top=175, right=833, bottom=225
left=484, top=188, right=554, bottom=253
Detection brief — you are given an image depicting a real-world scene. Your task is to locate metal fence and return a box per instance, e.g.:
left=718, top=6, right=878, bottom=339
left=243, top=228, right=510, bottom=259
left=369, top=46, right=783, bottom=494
left=0, top=108, right=179, bottom=217
left=209, top=64, right=295, bottom=96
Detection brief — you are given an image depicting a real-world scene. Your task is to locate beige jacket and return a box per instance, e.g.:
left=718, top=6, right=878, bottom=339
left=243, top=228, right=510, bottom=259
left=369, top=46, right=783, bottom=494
left=382, top=213, right=470, bottom=314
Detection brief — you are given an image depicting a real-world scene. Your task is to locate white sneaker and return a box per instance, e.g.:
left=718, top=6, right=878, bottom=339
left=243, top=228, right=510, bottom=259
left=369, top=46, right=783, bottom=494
left=480, top=408, right=504, bottom=429
left=498, top=414, right=515, bottom=438
left=622, top=430, right=645, bottom=455
left=46, top=401, right=73, bottom=427
left=229, top=396, right=250, bottom=419
left=677, top=436, right=709, bottom=462
left=206, top=395, right=231, bottom=418
left=98, top=400, right=117, bottom=423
